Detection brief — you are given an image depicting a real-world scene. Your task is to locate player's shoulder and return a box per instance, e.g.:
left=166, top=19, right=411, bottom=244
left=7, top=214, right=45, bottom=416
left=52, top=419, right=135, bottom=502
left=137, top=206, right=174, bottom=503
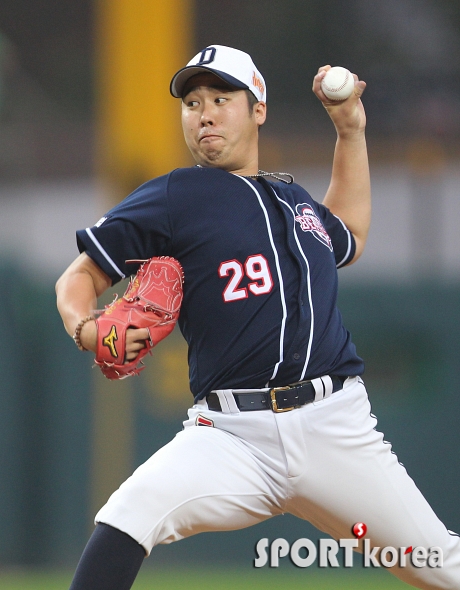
left=122, top=168, right=202, bottom=203
left=125, top=166, right=203, bottom=191
left=124, top=171, right=171, bottom=200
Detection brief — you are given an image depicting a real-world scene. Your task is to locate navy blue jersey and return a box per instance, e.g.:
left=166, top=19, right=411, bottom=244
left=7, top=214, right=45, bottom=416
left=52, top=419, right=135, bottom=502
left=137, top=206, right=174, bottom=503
left=77, top=166, right=364, bottom=400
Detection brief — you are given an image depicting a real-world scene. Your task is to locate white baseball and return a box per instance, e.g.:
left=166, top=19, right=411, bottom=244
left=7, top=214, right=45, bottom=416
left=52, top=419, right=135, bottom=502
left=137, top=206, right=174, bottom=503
left=321, top=66, right=355, bottom=101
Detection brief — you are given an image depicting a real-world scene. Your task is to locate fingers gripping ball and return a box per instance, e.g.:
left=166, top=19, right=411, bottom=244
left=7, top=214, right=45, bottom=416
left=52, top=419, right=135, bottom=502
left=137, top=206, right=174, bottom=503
left=321, top=66, right=355, bottom=101
left=95, top=257, right=184, bottom=379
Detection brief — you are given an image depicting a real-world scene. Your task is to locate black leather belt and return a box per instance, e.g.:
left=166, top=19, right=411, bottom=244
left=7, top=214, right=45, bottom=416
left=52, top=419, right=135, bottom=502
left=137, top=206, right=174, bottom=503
left=206, top=375, right=346, bottom=413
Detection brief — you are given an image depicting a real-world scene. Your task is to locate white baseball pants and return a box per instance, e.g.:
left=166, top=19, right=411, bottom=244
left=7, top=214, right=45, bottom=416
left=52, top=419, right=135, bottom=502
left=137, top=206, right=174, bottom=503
left=96, top=376, right=460, bottom=589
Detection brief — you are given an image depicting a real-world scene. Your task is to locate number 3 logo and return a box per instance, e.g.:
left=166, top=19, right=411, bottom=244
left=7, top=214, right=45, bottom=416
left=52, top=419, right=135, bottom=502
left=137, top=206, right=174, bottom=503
left=218, top=254, right=273, bottom=302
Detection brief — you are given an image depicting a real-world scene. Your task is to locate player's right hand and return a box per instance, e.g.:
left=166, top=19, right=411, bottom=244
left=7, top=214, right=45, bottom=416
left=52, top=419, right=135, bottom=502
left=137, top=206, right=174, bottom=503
left=312, top=65, right=367, bottom=139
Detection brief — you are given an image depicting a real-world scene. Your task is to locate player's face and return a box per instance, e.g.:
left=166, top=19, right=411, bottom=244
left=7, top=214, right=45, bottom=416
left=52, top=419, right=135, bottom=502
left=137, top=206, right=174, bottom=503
left=181, top=73, right=266, bottom=175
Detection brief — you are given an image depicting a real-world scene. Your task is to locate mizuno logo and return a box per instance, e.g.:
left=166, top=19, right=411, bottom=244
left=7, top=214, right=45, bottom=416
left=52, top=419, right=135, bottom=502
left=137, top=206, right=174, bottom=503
left=103, top=325, right=118, bottom=358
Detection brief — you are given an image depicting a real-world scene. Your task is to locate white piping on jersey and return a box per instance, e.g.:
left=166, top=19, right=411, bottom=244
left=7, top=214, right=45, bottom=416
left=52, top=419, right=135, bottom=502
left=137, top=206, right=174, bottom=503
left=238, top=176, right=288, bottom=382
left=333, top=214, right=353, bottom=268
left=269, top=187, right=314, bottom=382
left=85, top=228, right=126, bottom=279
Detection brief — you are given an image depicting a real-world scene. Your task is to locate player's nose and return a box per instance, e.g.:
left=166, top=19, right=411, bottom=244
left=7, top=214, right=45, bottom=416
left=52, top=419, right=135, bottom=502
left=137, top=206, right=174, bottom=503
left=200, top=100, right=216, bottom=126
left=200, top=113, right=215, bottom=126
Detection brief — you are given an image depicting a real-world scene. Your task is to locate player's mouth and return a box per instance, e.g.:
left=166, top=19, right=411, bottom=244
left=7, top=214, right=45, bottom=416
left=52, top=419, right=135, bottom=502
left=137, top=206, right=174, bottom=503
left=199, top=133, right=223, bottom=143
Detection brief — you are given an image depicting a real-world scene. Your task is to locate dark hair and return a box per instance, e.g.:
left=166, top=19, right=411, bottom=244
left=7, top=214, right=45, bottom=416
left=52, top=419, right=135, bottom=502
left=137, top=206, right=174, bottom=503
left=245, top=90, right=262, bottom=132
left=245, top=90, right=259, bottom=116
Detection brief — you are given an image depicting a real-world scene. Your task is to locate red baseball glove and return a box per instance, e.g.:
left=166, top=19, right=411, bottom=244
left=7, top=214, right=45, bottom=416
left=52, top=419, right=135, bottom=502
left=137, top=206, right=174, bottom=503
left=94, top=256, right=184, bottom=379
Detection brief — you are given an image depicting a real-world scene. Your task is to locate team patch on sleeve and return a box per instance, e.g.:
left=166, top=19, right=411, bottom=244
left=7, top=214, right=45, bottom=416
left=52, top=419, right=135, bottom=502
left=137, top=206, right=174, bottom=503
left=295, top=204, right=333, bottom=251
left=196, top=414, right=214, bottom=427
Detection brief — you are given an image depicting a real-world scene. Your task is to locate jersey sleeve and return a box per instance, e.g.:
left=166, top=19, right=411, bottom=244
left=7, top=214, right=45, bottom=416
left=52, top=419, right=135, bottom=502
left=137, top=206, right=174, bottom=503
left=315, top=201, right=356, bottom=268
left=76, top=175, right=172, bottom=284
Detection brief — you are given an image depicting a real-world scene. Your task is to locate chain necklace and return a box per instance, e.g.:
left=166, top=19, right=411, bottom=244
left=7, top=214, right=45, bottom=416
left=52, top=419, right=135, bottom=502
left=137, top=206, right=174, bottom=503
left=244, top=170, right=294, bottom=184
left=196, top=165, right=294, bottom=184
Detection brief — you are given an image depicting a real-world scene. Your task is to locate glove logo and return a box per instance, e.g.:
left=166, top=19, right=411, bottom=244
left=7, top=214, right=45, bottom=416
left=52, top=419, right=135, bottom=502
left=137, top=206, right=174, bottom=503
left=102, top=325, right=119, bottom=358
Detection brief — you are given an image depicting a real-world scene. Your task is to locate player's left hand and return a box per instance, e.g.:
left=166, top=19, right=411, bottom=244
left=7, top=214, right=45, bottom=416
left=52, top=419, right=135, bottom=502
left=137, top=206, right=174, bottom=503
left=94, top=256, right=184, bottom=379
left=312, top=66, right=367, bottom=139
left=125, top=328, right=150, bottom=361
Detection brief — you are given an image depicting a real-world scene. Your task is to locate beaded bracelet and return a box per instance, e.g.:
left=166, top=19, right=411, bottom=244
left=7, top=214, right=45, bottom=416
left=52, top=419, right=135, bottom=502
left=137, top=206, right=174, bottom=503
left=72, top=316, right=95, bottom=351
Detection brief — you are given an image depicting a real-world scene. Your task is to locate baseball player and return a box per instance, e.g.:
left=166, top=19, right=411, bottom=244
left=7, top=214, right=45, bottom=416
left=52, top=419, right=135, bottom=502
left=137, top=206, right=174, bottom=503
left=56, top=45, right=460, bottom=590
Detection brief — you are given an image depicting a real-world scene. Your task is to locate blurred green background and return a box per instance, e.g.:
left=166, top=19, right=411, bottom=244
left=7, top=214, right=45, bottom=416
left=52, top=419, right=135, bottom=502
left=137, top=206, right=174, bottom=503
left=1, top=1, right=460, bottom=588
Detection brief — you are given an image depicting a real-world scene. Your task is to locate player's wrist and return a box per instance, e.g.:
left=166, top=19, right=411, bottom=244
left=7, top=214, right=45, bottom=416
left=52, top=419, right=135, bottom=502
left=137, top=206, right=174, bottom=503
left=334, top=127, right=367, bottom=145
left=73, top=316, right=97, bottom=352
left=323, top=103, right=367, bottom=140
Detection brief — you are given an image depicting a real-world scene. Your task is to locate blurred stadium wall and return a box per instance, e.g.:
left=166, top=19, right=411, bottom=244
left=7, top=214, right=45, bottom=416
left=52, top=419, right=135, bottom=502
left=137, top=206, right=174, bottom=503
left=0, top=0, right=460, bottom=569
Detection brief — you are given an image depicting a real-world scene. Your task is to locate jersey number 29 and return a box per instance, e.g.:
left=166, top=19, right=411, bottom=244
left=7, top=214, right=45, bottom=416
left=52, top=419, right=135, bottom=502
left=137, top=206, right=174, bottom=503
left=218, top=254, right=273, bottom=302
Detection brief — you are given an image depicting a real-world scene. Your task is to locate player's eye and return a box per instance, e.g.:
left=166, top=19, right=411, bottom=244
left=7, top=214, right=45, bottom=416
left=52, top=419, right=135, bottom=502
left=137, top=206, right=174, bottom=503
left=186, top=100, right=199, bottom=107
left=215, top=97, right=227, bottom=104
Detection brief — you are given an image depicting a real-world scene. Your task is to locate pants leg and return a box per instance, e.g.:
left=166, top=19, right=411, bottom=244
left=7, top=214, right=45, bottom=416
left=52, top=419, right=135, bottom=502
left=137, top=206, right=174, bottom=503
left=95, top=418, right=285, bottom=555
left=280, top=377, right=460, bottom=590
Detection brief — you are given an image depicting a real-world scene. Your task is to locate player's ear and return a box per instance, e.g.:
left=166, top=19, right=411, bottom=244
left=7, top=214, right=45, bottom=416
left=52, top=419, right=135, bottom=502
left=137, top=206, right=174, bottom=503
left=254, top=101, right=266, bottom=127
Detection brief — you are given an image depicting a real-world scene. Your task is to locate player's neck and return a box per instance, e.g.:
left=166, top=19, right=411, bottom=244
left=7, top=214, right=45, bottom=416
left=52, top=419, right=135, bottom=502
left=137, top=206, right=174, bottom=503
left=229, top=158, right=259, bottom=178
left=233, top=168, right=259, bottom=177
